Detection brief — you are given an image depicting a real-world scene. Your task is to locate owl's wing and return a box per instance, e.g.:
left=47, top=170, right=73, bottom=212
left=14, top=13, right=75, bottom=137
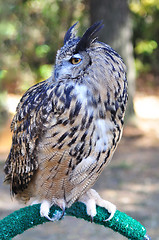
left=4, top=77, right=58, bottom=194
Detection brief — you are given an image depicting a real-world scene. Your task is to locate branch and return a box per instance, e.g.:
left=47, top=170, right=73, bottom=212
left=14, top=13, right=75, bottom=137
left=0, top=202, right=150, bottom=240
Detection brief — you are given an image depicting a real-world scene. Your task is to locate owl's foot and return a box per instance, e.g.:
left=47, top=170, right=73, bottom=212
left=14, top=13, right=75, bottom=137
left=40, top=200, right=65, bottom=221
left=79, top=189, right=116, bottom=222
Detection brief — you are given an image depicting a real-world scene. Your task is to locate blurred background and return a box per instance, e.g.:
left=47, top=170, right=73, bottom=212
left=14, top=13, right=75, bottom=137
left=0, top=0, right=159, bottom=239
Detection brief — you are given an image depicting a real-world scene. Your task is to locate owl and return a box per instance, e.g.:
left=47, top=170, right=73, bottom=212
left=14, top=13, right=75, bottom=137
left=4, top=21, right=128, bottom=222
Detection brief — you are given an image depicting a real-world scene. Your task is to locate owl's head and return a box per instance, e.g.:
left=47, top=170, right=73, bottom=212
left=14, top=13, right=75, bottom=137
left=54, top=21, right=126, bottom=96
left=54, top=21, right=104, bottom=81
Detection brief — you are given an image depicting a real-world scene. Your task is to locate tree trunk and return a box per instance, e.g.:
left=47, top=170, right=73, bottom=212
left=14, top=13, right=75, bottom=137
left=90, top=0, right=136, bottom=121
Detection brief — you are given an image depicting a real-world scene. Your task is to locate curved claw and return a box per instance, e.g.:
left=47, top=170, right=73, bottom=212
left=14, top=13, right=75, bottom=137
left=45, top=210, right=64, bottom=222
left=103, top=203, right=116, bottom=221
left=59, top=207, right=66, bottom=220
left=44, top=214, right=56, bottom=222
left=40, top=200, right=65, bottom=222
left=79, top=189, right=116, bottom=222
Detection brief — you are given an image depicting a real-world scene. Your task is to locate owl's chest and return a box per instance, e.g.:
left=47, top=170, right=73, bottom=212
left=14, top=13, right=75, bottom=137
left=39, top=82, right=121, bottom=167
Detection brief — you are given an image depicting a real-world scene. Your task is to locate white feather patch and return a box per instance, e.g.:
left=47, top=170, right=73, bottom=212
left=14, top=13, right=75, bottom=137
left=70, top=156, right=96, bottom=184
left=74, top=84, right=94, bottom=116
left=94, top=119, right=114, bottom=152
left=74, top=84, right=88, bottom=103
left=73, top=156, right=96, bottom=175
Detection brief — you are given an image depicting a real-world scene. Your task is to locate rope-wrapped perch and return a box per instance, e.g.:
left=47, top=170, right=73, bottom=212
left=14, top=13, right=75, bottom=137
left=0, top=202, right=151, bottom=240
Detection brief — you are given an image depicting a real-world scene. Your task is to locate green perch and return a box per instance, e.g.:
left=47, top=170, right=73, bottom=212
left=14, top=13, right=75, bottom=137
left=0, top=202, right=151, bottom=240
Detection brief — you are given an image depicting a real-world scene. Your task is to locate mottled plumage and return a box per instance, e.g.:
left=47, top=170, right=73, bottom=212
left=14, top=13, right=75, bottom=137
left=4, top=21, right=128, bottom=221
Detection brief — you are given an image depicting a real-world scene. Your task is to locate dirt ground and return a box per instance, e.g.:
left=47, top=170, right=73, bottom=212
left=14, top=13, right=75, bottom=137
left=0, top=96, right=159, bottom=240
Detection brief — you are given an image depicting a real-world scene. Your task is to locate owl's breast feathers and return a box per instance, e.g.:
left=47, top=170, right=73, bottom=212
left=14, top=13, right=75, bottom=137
left=4, top=69, right=127, bottom=200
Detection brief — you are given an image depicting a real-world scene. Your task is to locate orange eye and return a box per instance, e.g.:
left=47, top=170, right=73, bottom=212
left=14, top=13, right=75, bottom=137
left=70, top=57, right=82, bottom=65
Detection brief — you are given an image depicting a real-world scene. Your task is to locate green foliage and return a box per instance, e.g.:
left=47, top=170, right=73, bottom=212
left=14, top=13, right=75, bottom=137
left=35, top=45, right=50, bottom=58
left=0, top=0, right=88, bottom=94
left=39, top=64, right=53, bottom=79
left=129, top=0, right=159, bottom=75
left=135, top=40, right=157, bottom=55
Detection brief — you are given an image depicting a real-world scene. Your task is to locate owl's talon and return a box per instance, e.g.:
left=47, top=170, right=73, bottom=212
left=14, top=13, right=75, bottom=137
left=40, top=200, right=50, bottom=218
left=44, top=214, right=55, bottom=221
left=79, top=189, right=116, bottom=222
left=103, top=203, right=116, bottom=221
left=59, top=207, right=65, bottom=220
left=49, top=210, right=65, bottom=221
left=40, top=200, right=65, bottom=221
left=43, top=211, right=64, bottom=222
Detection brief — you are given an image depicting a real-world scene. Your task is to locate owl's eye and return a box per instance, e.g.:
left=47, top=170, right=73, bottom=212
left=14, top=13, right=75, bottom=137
left=70, top=54, right=82, bottom=65
left=70, top=57, right=82, bottom=65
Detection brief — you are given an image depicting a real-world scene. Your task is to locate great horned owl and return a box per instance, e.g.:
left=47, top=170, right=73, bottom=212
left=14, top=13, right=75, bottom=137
left=4, top=21, right=128, bottom=221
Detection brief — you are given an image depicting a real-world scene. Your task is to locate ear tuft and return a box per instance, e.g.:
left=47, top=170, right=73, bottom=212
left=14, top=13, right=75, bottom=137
left=64, top=22, right=78, bottom=44
left=75, top=21, right=104, bottom=52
